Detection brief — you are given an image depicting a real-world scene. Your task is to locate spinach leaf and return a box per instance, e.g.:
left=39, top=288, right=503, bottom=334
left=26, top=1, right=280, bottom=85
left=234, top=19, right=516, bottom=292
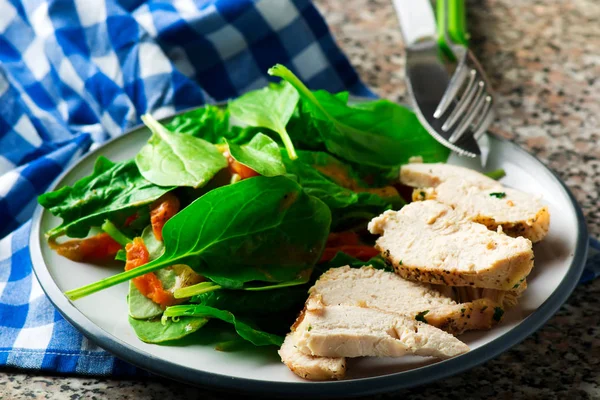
left=228, top=81, right=299, bottom=160
left=226, top=126, right=271, bottom=145
left=226, top=133, right=286, bottom=177
left=163, top=305, right=283, bottom=347
left=268, top=64, right=450, bottom=167
left=165, top=105, right=229, bottom=142
left=282, top=150, right=399, bottom=228
left=115, top=250, right=126, bottom=262
left=297, top=151, right=402, bottom=204
left=129, top=265, right=202, bottom=320
left=38, top=157, right=172, bottom=239
left=128, top=316, right=207, bottom=344
left=286, top=91, right=352, bottom=151
left=190, top=286, right=307, bottom=315
left=66, top=176, right=331, bottom=300
left=136, top=114, right=228, bottom=188
left=128, top=268, right=178, bottom=319
left=141, top=225, right=165, bottom=260
left=127, top=226, right=167, bottom=320
left=128, top=281, right=162, bottom=319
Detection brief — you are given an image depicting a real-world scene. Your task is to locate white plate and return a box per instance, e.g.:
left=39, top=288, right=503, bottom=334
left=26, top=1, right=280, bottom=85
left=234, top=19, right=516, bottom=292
left=29, top=109, right=588, bottom=398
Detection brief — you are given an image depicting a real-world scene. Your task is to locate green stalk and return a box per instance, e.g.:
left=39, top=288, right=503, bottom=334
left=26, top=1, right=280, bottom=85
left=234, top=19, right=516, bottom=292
left=65, top=258, right=171, bottom=300
left=173, top=282, right=221, bottom=299
left=279, top=127, right=297, bottom=160
left=484, top=168, right=506, bottom=180
left=269, top=64, right=332, bottom=120
left=101, top=220, right=131, bottom=247
left=162, top=305, right=195, bottom=320
left=163, top=305, right=192, bottom=315
left=242, top=276, right=309, bottom=291
left=268, top=64, right=372, bottom=157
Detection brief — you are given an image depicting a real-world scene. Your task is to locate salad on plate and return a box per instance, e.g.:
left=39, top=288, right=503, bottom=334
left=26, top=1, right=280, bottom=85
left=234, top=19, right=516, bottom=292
left=39, top=64, right=549, bottom=380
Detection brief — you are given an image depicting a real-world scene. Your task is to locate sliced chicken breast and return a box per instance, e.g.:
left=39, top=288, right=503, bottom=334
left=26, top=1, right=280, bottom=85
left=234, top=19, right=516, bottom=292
left=279, top=332, right=346, bottom=381
left=280, top=265, right=496, bottom=381
left=294, top=302, right=469, bottom=359
left=310, top=266, right=503, bottom=335
left=369, top=201, right=534, bottom=291
left=400, top=163, right=550, bottom=243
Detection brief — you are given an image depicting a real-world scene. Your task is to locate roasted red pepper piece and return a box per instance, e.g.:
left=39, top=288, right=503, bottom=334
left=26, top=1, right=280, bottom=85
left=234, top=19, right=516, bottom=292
left=150, top=192, right=180, bottom=241
left=50, top=233, right=121, bottom=263
left=223, top=151, right=259, bottom=180
left=125, top=237, right=175, bottom=308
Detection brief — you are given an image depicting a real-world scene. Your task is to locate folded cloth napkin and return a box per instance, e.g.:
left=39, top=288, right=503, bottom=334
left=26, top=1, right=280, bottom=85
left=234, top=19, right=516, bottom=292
left=0, top=0, right=597, bottom=377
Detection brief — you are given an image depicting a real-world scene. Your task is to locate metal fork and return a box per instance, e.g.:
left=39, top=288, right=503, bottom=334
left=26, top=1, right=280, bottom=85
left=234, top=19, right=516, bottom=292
left=432, top=47, right=495, bottom=157
left=394, top=0, right=495, bottom=159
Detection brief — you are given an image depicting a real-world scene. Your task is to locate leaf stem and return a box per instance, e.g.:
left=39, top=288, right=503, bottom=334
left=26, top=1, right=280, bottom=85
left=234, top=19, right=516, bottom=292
left=101, top=220, right=131, bottom=247
left=280, top=128, right=298, bottom=160
left=173, top=282, right=221, bottom=299
left=242, top=276, right=309, bottom=291
left=64, top=259, right=169, bottom=300
left=268, top=64, right=333, bottom=121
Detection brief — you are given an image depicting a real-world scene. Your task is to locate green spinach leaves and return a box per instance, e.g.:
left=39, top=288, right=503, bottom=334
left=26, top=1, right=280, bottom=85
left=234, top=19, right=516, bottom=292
left=66, top=176, right=331, bottom=300
left=190, top=287, right=307, bottom=315
left=269, top=64, right=449, bottom=167
left=165, top=105, right=229, bottom=142
left=129, top=316, right=208, bottom=344
left=136, top=114, right=228, bottom=188
left=227, top=133, right=286, bottom=177
left=48, top=62, right=459, bottom=352
left=283, top=150, right=400, bottom=228
left=39, top=157, right=172, bottom=239
left=163, top=305, right=283, bottom=347
left=229, top=81, right=299, bottom=160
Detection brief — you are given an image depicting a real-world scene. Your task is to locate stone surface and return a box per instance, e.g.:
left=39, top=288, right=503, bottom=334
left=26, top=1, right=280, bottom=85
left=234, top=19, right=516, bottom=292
left=2, top=0, right=599, bottom=398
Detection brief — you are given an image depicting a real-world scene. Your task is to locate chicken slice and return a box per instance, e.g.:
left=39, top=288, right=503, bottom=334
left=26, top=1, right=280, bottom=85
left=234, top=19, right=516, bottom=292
left=279, top=331, right=346, bottom=381
left=294, top=302, right=469, bottom=359
left=369, top=201, right=534, bottom=291
left=401, top=163, right=550, bottom=243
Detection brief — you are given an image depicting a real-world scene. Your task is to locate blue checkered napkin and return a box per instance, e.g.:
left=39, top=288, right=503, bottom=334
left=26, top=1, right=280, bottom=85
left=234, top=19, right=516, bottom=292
left=0, top=0, right=370, bottom=375
left=0, top=222, right=141, bottom=375
left=0, top=0, right=372, bottom=239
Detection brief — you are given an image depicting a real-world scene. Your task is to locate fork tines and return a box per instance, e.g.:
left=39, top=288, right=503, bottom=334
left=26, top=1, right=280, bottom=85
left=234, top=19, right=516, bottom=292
left=433, top=50, right=495, bottom=147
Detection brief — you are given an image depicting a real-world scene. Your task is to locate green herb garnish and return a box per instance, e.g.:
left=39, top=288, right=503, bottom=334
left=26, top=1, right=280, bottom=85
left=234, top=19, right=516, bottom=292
left=415, top=310, right=430, bottom=323
left=489, top=192, right=506, bottom=199
left=493, top=307, right=505, bottom=322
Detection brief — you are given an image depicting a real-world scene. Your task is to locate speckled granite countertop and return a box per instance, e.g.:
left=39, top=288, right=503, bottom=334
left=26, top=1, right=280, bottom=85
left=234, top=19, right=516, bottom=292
left=2, top=0, right=599, bottom=399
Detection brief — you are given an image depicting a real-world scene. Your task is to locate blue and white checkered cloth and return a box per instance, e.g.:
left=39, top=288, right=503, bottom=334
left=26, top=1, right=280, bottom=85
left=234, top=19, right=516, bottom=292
left=0, top=0, right=597, bottom=376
